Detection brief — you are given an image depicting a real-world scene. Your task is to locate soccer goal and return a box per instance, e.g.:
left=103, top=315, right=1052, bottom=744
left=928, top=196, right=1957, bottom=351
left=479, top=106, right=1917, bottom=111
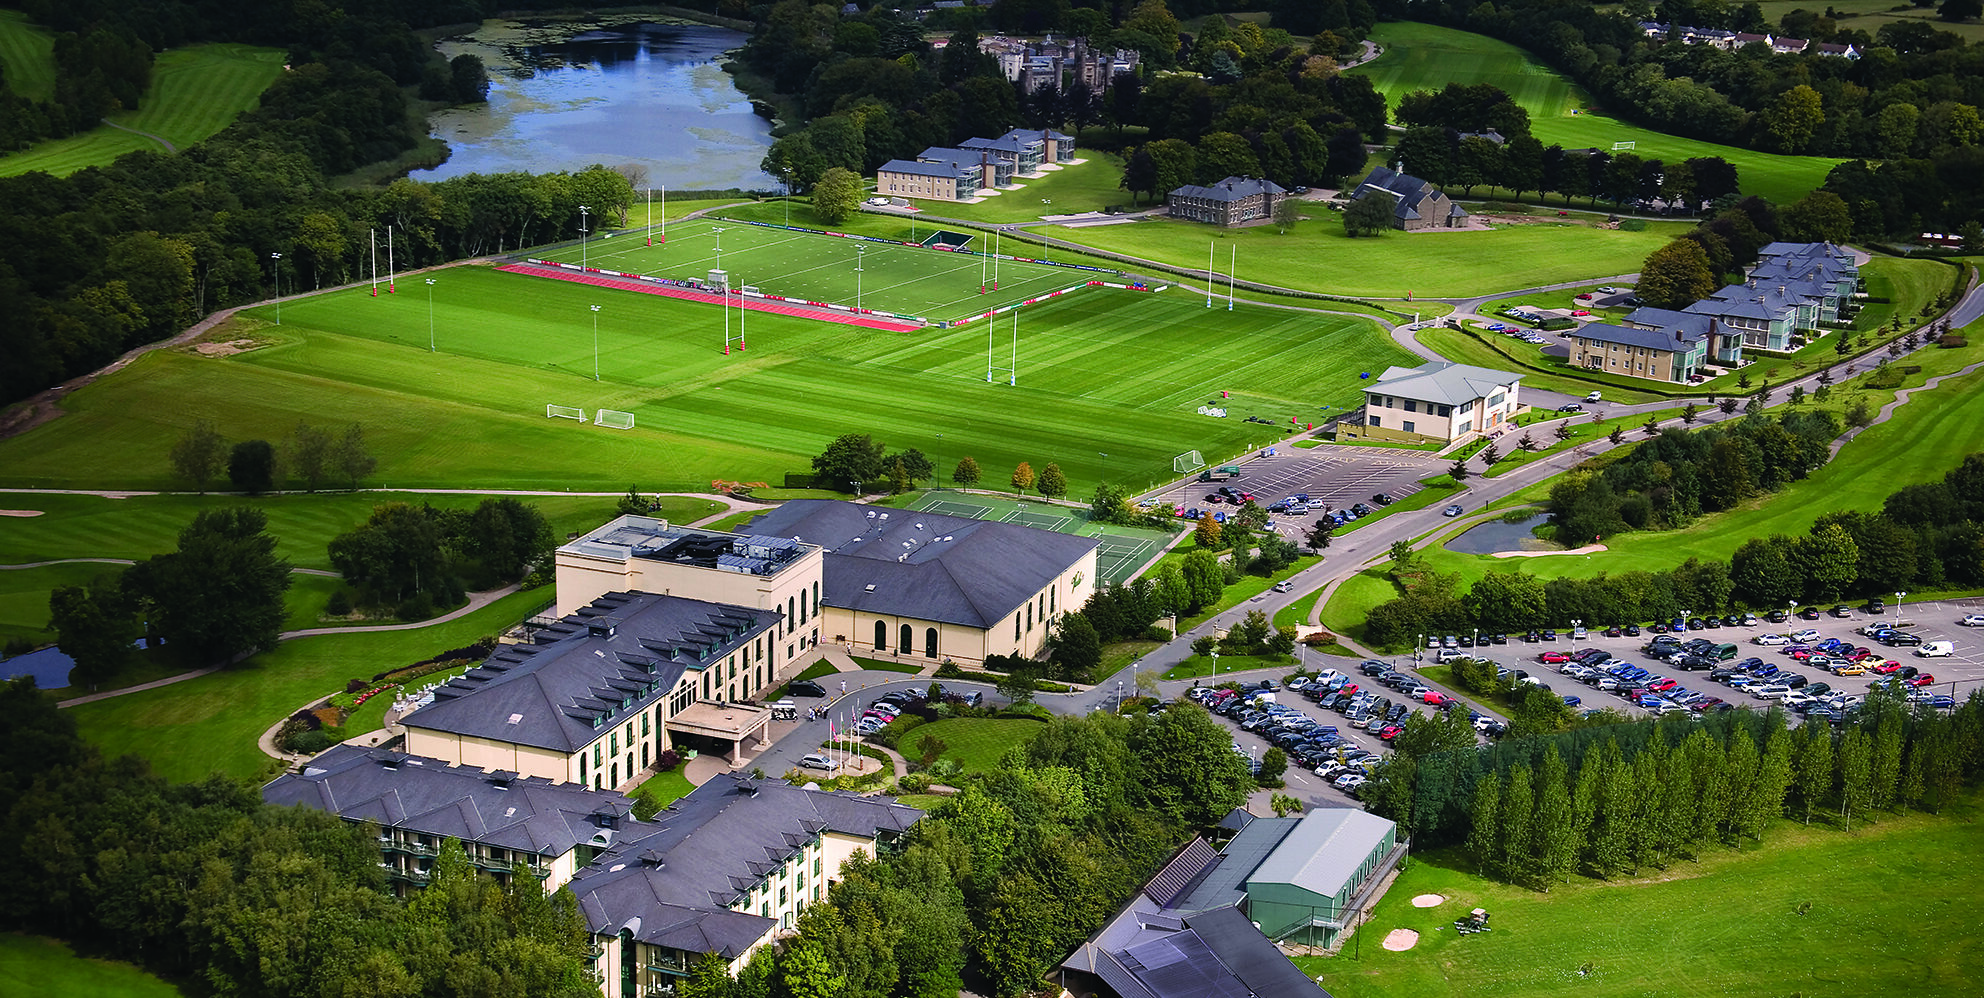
left=547, top=404, right=588, bottom=423
left=594, top=409, right=635, bottom=430
left=1172, top=450, right=1205, bottom=474
left=1612, top=140, right=1636, bottom=152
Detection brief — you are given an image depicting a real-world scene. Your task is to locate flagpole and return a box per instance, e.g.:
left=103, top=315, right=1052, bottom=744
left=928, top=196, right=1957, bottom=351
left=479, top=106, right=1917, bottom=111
left=388, top=225, right=395, bottom=293
left=370, top=229, right=378, bottom=297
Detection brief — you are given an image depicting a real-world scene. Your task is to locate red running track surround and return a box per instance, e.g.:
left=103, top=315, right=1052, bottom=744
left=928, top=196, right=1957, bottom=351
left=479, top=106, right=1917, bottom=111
left=495, top=263, right=925, bottom=334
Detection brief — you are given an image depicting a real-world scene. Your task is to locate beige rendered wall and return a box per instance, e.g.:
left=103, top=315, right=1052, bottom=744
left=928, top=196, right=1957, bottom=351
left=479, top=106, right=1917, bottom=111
left=555, top=547, right=824, bottom=620
left=822, top=547, right=1096, bottom=663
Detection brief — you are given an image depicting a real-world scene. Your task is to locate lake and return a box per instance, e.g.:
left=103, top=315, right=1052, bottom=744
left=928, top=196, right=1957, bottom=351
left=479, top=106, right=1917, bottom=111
left=1447, top=512, right=1554, bottom=555
left=418, top=19, right=778, bottom=190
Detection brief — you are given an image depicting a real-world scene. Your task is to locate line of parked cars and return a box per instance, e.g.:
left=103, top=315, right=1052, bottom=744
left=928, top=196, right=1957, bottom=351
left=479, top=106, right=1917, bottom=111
left=1186, top=683, right=1382, bottom=795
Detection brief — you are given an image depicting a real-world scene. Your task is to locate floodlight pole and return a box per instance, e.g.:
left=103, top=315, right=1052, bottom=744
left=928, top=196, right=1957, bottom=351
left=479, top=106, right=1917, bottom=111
left=711, top=225, right=727, bottom=271
left=856, top=245, right=865, bottom=313
left=1228, top=245, right=1236, bottom=311
left=1206, top=240, right=1214, bottom=308
left=591, top=305, right=602, bottom=381
left=426, top=278, right=437, bottom=351
left=579, top=206, right=592, bottom=270
left=269, top=252, right=282, bottom=325
left=1010, top=307, right=1018, bottom=386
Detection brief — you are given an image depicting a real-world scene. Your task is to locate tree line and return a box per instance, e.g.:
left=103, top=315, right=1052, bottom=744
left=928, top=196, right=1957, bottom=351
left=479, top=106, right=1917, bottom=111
left=328, top=498, right=554, bottom=621
left=675, top=706, right=1253, bottom=998
left=171, top=419, right=377, bottom=495
left=1360, top=685, right=1984, bottom=891
left=0, top=0, right=641, bottom=409
left=0, top=676, right=599, bottom=998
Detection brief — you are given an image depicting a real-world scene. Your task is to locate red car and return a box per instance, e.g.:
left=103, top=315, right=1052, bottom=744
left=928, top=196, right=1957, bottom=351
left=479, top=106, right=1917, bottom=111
left=1646, top=677, right=1679, bottom=692
left=1906, top=673, right=1936, bottom=687
left=1871, top=661, right=1905, bottom=674
left=1421, top=691, right=1452, bottom=706
left=1337, top=683, right=1359, bottom=697
left=1377, top=725, right=1403, bottom=741
left=1788, top=648, right=1815, bottom=660
left=1539, top=650, right=1572, bottom=664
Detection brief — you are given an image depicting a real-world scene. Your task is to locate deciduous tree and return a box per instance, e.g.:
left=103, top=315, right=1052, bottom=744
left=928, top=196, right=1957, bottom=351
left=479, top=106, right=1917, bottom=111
left=813, top=433, right=886, bottom=492
left=1036, top=462, right=1067, bottom=499
left=952, top=455, right=981, bottom=487
left=812, top=167, right=863, bottom=225
left=1010, top=461, right=1035, bottom=495
left=126, top=507, right=292, bottom=664
left=170, top=419, right=227, bottom=493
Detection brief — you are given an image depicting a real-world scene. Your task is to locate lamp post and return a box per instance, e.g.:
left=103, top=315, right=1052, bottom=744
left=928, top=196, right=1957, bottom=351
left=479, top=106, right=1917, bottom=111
left=425, top=278, right=437, bottom=351
left=1211, top=647, right=1219, bottom=677
left=578, top=206, right=591, bottom=270
left=1416, top=633, right=1423, bottom=663
left=712, top=225, right=727, bottom=271
left=1116, top=680, right=1124, bottom=713
left=1570, top=618, right=1582, bottom=652
left=590, top=305, right=601, bottom=381
left=1894, top=592, right=1905, bottom=618
left=269, top=252, right=282, bottom=325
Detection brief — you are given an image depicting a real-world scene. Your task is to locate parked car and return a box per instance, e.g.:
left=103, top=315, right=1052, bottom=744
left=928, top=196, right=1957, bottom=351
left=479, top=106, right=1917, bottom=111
left=1444, top=504, right=1465, bottom=517
left=798, top=754, right=840, bottom=771
left=1558, top=403, right=1583, bottom=413
left=787, top=679, right=827, bottom=697
left=1959, top=613, right=1984, bottom=627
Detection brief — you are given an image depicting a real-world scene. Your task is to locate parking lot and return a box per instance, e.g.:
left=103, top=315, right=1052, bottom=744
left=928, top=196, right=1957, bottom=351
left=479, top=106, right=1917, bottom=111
left=1138, top=446, right=1448, bottom=532
left=1400, top=599, right=1984, bottom=722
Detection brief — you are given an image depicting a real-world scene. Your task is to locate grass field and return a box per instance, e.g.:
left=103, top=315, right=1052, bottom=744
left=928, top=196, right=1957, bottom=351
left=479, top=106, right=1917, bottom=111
left=539, top=215, right=1090, bottom=322
left=905, top=717, right=1042, bottom=774
left=631, top=767, right=696, bottom=808
left=0, top=934, right=184, bottom=998
left=1353, top=22, right=1843, bottom=207
left=0, top=10, right=54, bottom=101
left=908, top=153, right=1134, bottom=224
left=0, top=562, right=118, bottom=648
left=1310, top=796, right=1984, bottom=998
left=0, top=264, right=1411, bottom=499
left=1052, top=213, right=1689, bottom=300
left=1323, top=335, right=1984, bottom=643
left=0, top=43, right=284, bottom=178
left=1753, top=0, right=1984, bottom=43
left=66, top=587, right=550, bottom=783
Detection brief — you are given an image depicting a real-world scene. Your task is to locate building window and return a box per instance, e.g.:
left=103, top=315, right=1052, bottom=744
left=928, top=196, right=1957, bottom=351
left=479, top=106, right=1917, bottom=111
left=925, top=628, right=938, bottom=658
left=900, top=623, right=912, bottom=652
left=611, top=763, right=618, bottom=786
left=641, top=712, right=650, bottom=736
left=787, top=596, right=795, bottom=634
left=1403, top=421, right=1415, bottom=433
left=1015, top=615, right=1022, bottom=639
left=641, top=744, right=649, bottom=768
left=1026, top=604, right=1033, bottom=631
left=1403, top=400, right=1417, bottom=413
left=1368, top=416, right=1381, bottom=427
left=874, top=620, right=888, bottom=650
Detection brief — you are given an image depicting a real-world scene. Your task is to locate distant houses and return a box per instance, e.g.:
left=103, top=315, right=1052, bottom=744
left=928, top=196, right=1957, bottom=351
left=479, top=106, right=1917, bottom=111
left=1637, top=21, right=1859, bottom=58
left=978, top=32, right=1140, bottom=94
left=1166, top=176, right=1286, bottom=227
left=875, top=128, right=1077, bottom=203
left=1348, top=166, right=1470, bottom=231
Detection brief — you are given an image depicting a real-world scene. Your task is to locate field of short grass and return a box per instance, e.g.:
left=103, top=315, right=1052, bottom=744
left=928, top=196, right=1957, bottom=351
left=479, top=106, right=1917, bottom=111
left=1352, top=22, right=1843, bottom=208
left=1161, top=652, right=1292, bottom=680
left=1309, top=794, right=1984, bottom=998
left=1053, top=213, right=1688, bottom=300
left=65, top=587, right=551, bottom=783
left=0, top=9, right=55, bottom=101
left=1752, top=0, right=1984, bottom=43
left=0, top=933, right=184, bottom=998
left=0, top=562, right=117, bottom=648
left=0, top=264, right=1409, bottom=500
left=906, top=717, right=1043, bottom=774
left=630, top=767, right=696, bottom=809
left=912, top=153, right=1134, bottom=224
left=0, top=42, right=284, bottom=178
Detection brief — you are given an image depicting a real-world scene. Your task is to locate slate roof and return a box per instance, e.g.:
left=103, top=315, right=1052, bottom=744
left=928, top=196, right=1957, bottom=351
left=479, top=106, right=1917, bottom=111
left=1168, top=176, right=1286, bottom=203
left=1576, top=321, right=1690, bottom=352
left=960, top=135, right=1032, bottom=155
left=1174, top=816, right=1295, bottom=913
left=263, top=743, right=632, bottom=858
left=1370, top=361, right=1520, bottom=406
left=1349, top=166, right=1465, bottom=223
left=1248, top=808, right=1396, bottom=900
left=1061, top=890, right=1330, bottom=998
left=881, top=158, right=971, bottom=179
left=401, top=592, right=780, bottom=752
left=741, top=500, right=1096, bottom=629
left=1622, top=306, right=1715, bottom=341
left=568, top=773, right=922, bottom=957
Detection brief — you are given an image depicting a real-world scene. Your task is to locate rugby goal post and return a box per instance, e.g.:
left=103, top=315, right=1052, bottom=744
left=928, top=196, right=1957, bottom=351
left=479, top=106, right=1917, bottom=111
left=1611, top=141, right=1636, bottom=152
left=547, top=404, right=588, bottom=423
left=594, top=409, right=635, bottom=430
left=1172, top=449, right=1206, bottom=474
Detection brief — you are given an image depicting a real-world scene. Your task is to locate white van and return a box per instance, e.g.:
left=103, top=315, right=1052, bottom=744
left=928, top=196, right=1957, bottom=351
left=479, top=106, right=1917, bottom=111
left=1917, top=641, right=1955, bottom=658
left=1751, top=684, right=1792, bottom=700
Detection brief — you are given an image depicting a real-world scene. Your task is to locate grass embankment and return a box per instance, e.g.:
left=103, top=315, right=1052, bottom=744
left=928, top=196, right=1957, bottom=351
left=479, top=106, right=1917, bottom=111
left=1351, top=21, right=1842, bottom=207
left=851, top=657, right=928, bottom=675
left=1750, top=0, right=1984, bottom=43
left=0, top=265, right=1408, bottom=499
left=1322, top=333, right=1984, bottom=643
left=905, top=717, right=1043, bottom=774
left=65, top=587, right=550, bottom=784
left=0, top=42, right=284, bottom=178
left=1054, top=213, right=1687, bottom=300
left=0, top=933, right=185, bottom=998
left=0, top=9, right=56, bottom=101
left=911, top=154, right=1132, bottom=224
left=1161, top=653, right=1292, bottom=680
left=1176, top=555, right=1323, bottom=631
left=1310, top=794, right=1984, bottom=998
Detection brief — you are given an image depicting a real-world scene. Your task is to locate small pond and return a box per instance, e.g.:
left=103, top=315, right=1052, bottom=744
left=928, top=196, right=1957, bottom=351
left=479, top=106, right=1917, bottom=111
left=1447, top=512, right=1555, bottom=555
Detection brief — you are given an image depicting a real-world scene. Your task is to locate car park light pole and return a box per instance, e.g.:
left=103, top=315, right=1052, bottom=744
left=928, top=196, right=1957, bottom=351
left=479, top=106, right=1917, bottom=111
left=1570, top=619, right=1582, bottom=652
left=1415, top=634, right=1423, bottom=663
left=426, top=278, right=437, bottom=351
left=1894, top=592, right=1904, bottom=617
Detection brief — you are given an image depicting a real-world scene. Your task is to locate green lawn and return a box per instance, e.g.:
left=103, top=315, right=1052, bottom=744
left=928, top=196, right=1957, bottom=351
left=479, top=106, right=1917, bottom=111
left=1752, top=0, right=1984, bottom=43
left=631, top=767, right=696, bottom=808
left=0, top=934, right=185, bottom=998
left=1272, top=588, right=1325, bottom=631
left=65, top=587, right=551, bottom=783
left=1161, top=653, right=1292, bottom=680
left=0, top=43, right=284, bottom=178
left=1352, top=22, right=1843, bottom=207
left=851, top=656, right=927, bottom=675
left=1420, top=323, right=1687, bottom=401
left=909, top=153, right=1135, bottom=224
left=0, top=10, right=55, bottom=101
left=1310, top=797, right=1984, bottom=998
left=1176, top=555, right=1324, bottom=631
left=905, top=717, right=1043, bottom=774
left=0, top=264, right=1410, bottom=500
left=0, top=562, right=118, bottom=648
left=1052, top=213, right=1689, bottom=300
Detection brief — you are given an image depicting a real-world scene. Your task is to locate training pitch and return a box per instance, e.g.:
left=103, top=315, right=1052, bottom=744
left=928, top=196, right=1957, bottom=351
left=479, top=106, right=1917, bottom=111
left=536, top=216, right=1099, bottom=321
left=0, top=265, right=1418, bottom=497
left=912, top=490, right=1170, bottom=585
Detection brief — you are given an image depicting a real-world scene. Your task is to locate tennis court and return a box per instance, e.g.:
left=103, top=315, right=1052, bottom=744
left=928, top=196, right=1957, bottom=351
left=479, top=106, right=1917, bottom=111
left=909, top=490, right=1176, bottom=585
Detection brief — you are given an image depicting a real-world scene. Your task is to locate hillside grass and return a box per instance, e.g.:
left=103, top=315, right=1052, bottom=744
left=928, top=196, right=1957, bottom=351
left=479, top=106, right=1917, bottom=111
left=907, top=717, right=1042, bottom=774
left=0, top=42, right=284, bottom=178
left=65, top=587, right=550, bottom=784
left=0, top=9, right=55, bottom=101
left=0, top=264, right=1410, bottom=498
left=911, top=152, right=1134, bottom=223
left=1353, top=21, right=1843, bottom=207
left=1052, top=213, right=1688, bottom=299
left=1310, top=795, right=1984, bottom=998
left=1752, top=0, right=1984, bottom=43
left=0, top=933, right=185, bottom=998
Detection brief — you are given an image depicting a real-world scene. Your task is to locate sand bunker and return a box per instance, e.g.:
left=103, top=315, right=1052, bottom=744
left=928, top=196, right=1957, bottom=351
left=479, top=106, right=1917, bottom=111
left=1410, top=894, right=1445, bottom=908
left=1382, top=929, right=1420, bottom=951
left=192, top=338, right=261, bottom=357
left=0, top=510, right=44, bottom=517
left=1491, top=543, right=1609, bottom=559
